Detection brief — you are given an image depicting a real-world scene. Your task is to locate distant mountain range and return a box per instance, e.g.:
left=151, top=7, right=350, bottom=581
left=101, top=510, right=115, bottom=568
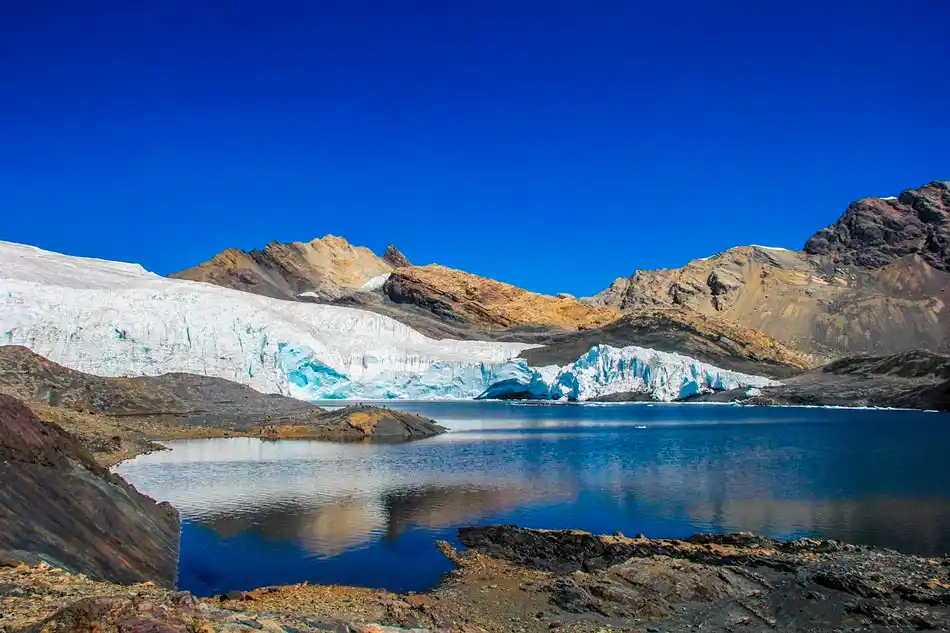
left=2, top=179, right=948, bottom=408
left=171, top=180, right=950, bottom=367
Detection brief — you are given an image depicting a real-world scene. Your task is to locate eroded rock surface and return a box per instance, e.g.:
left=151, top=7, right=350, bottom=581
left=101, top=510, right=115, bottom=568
left=443, top=526, right=950, bottom=632
left=0, top=394, right=179, bottom=587
left=806, top=181, right=950, bottom=270
left=4, top=525, right=949, bottom=632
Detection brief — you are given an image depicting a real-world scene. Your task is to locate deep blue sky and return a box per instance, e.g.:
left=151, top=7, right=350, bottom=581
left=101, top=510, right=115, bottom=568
left=2, top=1, right=948, bottom=296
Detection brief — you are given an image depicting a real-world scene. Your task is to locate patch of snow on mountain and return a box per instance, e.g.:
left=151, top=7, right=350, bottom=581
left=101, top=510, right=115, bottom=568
left=750, top=245, right=793, bottom=253
left=360, top=273, right=391, bottom=292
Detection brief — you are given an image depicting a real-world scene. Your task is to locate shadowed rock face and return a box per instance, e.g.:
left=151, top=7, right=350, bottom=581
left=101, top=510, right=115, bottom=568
left=382, top=244, right=412, bottom=268
left=0, top=394, right=179, bottom=587
left=806, top=181, right=950, bottom=270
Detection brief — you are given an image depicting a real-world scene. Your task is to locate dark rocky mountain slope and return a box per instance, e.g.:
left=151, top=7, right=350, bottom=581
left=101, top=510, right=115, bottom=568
left=0, top=394, right=180, bottom=587
left=805, top=180, right=950, bottom=270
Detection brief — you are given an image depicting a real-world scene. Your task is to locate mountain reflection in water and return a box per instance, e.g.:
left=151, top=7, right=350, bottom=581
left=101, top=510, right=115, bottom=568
left=116, top=402, right=950, bottom=596
left=204, top=482, right=573, bottom=558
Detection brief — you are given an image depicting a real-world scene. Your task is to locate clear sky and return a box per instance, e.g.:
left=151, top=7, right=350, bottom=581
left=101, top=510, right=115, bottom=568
left=2, top=1, right=948, bottom=296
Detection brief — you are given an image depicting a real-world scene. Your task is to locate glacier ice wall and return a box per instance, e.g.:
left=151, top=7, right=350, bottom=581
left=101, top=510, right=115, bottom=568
left=0, top=241, right=778, bottom=402
left=478, top=344, right=777, bottom=401
left=0, top=242, right=535, bottom=400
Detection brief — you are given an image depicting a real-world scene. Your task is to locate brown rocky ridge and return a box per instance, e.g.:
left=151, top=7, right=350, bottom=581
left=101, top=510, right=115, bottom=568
left=583, top=181, right=950, bottom=361
left=517, top=306, right=810, bottom=378
left=0, top=346, right=444, bottom=465
left=380, top=264, right=619, bottom=333
left=171, top=235, right=411, bottom=301
left=0, top=394, right=179, bottom=588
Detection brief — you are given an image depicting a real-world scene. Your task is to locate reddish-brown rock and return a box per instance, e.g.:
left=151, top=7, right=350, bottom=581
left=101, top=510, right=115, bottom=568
left=805, top=181, right=950, bottom=270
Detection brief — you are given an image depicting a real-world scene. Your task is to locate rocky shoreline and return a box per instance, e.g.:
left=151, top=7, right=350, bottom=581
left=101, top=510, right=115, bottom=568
left=3, top=526, right=948, bottom=633
left=2, top=383, right=949, bottom=632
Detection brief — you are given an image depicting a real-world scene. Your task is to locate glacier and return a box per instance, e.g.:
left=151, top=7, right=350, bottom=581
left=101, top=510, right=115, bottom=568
left=0, top=241, right=777, bottom=402
left=478, top=346, right=777, bottom=401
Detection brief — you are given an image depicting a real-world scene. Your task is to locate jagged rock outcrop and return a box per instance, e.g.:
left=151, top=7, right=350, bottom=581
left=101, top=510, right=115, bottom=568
left=805, top=181, right=950, bottom=270
left=383, top=265, right=619, bottom=332
left=0, top=394, right=180, bottom=587
left=171, top=235, right=404, bottom=301
left=518, top=306, right=810, bottom=377
left=583, top=182, right=950, bottom=360
left=382, top=244, right=412, bottom=268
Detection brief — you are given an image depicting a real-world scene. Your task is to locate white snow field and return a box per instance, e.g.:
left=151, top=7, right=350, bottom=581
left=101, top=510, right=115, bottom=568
left=0, top=241, right=776, bottom=401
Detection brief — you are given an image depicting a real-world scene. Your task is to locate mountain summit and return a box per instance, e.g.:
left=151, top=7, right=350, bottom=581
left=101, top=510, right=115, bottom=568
left=805, top=181, right=950, bottom=270
left=171, top=235, right=406, bottom=301
left=583, top=182, right=950, bottom=361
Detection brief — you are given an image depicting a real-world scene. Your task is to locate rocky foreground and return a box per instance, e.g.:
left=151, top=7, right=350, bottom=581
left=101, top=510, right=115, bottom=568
left=2, top=383, right=949, bottom=632
left=3, top=526, right=948, bottom=633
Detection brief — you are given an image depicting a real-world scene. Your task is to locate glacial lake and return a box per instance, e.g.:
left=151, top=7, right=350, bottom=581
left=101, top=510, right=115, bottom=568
left=116, top=402, right=950, bottom=596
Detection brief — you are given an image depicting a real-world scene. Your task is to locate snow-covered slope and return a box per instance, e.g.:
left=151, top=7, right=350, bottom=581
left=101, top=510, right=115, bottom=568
left=0, top=242, right=534, bottom=399
left=0, top=242, right=777, bottom=401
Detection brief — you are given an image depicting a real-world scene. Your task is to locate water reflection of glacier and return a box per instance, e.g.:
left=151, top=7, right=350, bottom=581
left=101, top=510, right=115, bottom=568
left=118, top=436, right=575, bottom=559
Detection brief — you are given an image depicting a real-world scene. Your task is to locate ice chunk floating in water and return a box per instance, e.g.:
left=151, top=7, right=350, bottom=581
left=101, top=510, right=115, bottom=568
left=0, top=241, right=776, bottom=401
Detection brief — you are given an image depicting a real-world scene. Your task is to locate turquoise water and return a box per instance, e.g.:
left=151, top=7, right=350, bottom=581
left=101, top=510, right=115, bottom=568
left=116, top=402, right=950, bottom=596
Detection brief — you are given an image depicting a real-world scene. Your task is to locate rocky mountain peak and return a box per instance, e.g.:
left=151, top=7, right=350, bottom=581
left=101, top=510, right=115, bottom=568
left=383, top=244, right=411, bottom=268
left=171, top=234, right=397, bottom=301
left=804, top=181, right=950, bottom=270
